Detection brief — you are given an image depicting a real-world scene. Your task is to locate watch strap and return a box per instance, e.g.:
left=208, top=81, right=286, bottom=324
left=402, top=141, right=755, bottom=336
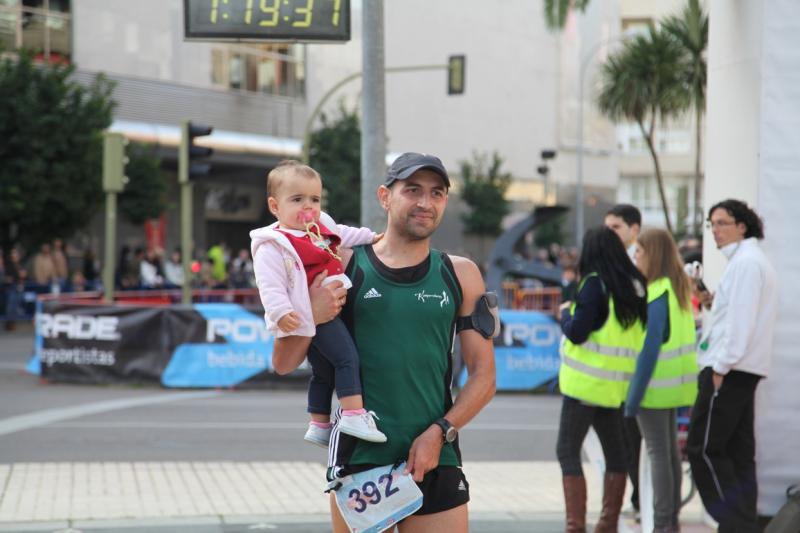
left=434, top=417, right=454, bottom=442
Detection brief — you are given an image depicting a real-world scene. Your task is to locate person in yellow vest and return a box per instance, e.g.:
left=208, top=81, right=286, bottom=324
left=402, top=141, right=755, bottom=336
left=557, top=226, right=648, bottom=533
left=625, top=229, right=699, bottom=533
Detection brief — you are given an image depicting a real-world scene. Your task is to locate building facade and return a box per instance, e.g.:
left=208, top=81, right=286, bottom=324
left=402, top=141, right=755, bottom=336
left=3, top=0, right=697, bottom=264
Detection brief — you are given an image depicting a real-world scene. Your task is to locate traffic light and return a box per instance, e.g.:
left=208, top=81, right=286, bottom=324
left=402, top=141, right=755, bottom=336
left=102, top=132, right=129, bottom=193
left=448, top=55, right=466, bottom=95
left=179, top=120, right=213, bottom=184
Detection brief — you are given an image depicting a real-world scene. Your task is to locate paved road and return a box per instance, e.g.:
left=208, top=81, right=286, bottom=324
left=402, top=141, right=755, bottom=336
left=0, top=328, right=714, bottom=533
left=0, top=329, right=560, bottom=463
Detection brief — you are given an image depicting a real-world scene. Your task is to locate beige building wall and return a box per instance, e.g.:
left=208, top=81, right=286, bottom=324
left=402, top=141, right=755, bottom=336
left=72, top=0, right=213, bottom=87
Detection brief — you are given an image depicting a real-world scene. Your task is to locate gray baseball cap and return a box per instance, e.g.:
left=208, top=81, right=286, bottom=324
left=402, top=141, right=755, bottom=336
left=384, top=152, right=451, bottom=188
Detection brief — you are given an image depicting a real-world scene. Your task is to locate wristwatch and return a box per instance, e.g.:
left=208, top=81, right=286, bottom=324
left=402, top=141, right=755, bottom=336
left=434, top=418, right=457, bottom=444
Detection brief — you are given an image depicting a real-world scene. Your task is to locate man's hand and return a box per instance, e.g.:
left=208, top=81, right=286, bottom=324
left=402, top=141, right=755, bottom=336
left=712, top=371, right=724, bottom=391
left=277, top=312, right=301, bottom=333
left=308, top=270, right=347, bottom=324
left=559, top=300, right=572, bottom=313
left=404, top=425, right=443, bottom=482
left=692, top=279, right=713, bottom=310
left=698, top=289, right=714, bottom=310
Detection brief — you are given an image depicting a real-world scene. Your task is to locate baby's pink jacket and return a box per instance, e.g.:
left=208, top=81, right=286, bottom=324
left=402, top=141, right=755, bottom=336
left=249, top=212, right=375, bottom=338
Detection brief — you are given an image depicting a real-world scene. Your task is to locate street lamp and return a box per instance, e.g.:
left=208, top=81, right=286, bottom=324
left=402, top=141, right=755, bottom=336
left=537, top=149, right=557, bottom=204
left=575, top=31, right=636, bottom=247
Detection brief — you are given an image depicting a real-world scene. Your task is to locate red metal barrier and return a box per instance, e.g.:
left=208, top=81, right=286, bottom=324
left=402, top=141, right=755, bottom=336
left=499, top=282, right=562, bottom=315
left=37, top=289, right=263, bottom=308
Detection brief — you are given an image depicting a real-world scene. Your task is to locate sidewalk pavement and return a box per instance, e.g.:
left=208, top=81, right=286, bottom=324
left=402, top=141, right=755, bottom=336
left=0, top=460, right=715, bottom=532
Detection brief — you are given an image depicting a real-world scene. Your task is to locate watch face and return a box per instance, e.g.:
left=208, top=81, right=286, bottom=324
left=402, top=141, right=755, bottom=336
left=445, top=427, right=457, bottom=443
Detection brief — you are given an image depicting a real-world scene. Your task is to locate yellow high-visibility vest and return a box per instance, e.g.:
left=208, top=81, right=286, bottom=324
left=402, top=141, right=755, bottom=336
left=559, top=273, right=646, bottom=408
left=639, top=277, right=698, bottom=408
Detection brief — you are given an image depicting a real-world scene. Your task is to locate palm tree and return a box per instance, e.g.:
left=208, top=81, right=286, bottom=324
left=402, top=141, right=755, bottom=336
left=543, top=0, right=591, bottom=30
left=596, top=27, right=690, bottom=234
left=662, top=0, right=708, bottom=236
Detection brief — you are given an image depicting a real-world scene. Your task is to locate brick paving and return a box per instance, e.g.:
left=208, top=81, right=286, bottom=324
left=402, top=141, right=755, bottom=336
left=0, top=460, right=714, bottom=531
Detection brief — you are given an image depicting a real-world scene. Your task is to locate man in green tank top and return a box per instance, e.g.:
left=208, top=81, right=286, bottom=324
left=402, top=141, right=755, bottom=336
left=270, top=153, right=496, bottom=532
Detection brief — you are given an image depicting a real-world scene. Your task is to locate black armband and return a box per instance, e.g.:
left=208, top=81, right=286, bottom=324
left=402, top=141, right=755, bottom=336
left=456, top=292, right=500, bottom=339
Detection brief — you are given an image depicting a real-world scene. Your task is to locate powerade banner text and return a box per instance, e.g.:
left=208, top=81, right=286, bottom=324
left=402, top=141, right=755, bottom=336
left=33, top=301, right=309, bottom=387
left=459, top=309, right=561, bottom=390
left=33, top=302, right=560, bottom=390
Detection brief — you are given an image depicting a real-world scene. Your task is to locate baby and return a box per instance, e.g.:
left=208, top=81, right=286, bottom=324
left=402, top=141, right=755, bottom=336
left=250, top=160, right=386, bottom=448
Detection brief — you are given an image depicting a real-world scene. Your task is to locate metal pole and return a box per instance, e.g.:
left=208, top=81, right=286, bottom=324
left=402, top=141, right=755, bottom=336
left=302, top=65, right=446, bottom=164
left=576, top=65, right=586, bottom=248
left=302, top=71, right=362, bottom=163
left=103, top=191, right=116, bottom=303
left=180, top=182, right=193, bottom=305
left=544, top=167, right=550, bottom=205
left=360, top=0, right=387, bottom=230
left=575, top=33, right=632, bottom=248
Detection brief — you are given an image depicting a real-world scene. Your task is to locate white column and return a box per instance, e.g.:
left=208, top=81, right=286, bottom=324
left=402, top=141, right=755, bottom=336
left=702, top=1, right=762, bottom=281
left=704, top=0, right=800, bottom=516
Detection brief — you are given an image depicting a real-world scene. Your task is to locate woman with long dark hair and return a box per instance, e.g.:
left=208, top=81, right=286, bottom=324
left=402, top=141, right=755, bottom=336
left=625, top=229, right=698, bottom=533
left=557, top=226, right=648, bottom=533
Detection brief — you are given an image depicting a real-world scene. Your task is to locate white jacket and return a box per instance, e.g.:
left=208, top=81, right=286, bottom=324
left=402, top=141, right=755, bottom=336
left=697, top=238, right=777, bottom=377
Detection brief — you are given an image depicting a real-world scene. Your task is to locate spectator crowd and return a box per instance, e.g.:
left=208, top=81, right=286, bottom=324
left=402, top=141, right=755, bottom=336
left=1, top=240, right=255, bottom=328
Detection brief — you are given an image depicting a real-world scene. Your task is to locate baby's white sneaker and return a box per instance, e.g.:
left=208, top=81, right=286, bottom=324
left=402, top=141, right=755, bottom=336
left=338, top=411, right=387, bottom=443
left=304, top=422, right=332, bottom=449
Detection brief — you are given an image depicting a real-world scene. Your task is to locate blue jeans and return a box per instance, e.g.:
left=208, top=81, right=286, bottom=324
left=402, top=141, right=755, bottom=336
left=305, top=317, right=362, bottom=415
left=5, top=286, right=22, bottom=322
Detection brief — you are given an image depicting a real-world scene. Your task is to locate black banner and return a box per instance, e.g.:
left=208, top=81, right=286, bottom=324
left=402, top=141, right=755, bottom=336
left=34, top=301, right=310, bottom=387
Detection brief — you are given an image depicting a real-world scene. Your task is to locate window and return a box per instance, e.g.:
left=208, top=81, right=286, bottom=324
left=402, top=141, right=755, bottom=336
left=210, top=43, right=305, bottom=98
left=0, top=0, right=71, bottom=62
left=617, top=116, right=692, bottom=155
left=621, top=18, right=652, bottom=37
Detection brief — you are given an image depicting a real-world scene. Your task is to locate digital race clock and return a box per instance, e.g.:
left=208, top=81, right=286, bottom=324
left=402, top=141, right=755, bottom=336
left=184, top=0, right=351, bottom=42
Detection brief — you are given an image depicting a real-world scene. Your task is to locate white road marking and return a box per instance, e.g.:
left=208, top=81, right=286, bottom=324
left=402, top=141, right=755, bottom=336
left=0, top=391, right=220, bottom=436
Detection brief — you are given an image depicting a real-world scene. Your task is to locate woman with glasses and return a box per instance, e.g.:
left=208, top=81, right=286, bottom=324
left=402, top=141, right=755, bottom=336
left=557, top=226, right=648, bottom=533
left=626, top=229, right=699, bottom=533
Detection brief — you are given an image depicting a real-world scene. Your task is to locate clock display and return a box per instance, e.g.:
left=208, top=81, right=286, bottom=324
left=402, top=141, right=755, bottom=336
left=184, top=0, right=350, bottom=42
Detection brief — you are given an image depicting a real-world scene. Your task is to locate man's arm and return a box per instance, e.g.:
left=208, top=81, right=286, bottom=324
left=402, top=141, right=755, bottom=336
left=405, top=256, right=496, bottom=481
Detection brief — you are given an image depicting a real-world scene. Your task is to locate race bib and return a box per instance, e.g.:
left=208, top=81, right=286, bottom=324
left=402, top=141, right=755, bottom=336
left=331, top=462, right=423, bottom=533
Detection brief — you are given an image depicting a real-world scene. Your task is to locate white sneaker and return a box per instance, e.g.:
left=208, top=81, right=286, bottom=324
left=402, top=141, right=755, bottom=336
left=304, top=423, right=332, bottom=449
left=338, top=411, right=387, bottom=443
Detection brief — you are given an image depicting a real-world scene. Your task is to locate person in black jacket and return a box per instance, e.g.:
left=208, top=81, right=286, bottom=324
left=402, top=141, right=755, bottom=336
left=557, top=227, right=648, bottom=533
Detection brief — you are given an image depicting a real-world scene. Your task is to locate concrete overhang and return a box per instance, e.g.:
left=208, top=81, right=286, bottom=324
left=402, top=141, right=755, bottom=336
left=109, top=119, right=302, bottom=159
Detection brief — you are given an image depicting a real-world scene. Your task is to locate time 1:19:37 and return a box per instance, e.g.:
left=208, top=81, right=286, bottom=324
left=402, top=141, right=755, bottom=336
left=210, top=0, right=342, bottom=28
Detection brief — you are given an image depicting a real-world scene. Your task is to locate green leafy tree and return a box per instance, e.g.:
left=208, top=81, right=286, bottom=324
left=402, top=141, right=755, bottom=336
left=308, top=103, right=361, bottom=225
left=543, top=0, right=591, bottom=30
left=459, top=151, right=511, bottom=236
left=0, top=52, right=115, bottom=253
left=597, top=27, right=690, bottom=234
left=663, top=0, right=708, bottom=236
left=118, top=144, right=168, bottom=226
